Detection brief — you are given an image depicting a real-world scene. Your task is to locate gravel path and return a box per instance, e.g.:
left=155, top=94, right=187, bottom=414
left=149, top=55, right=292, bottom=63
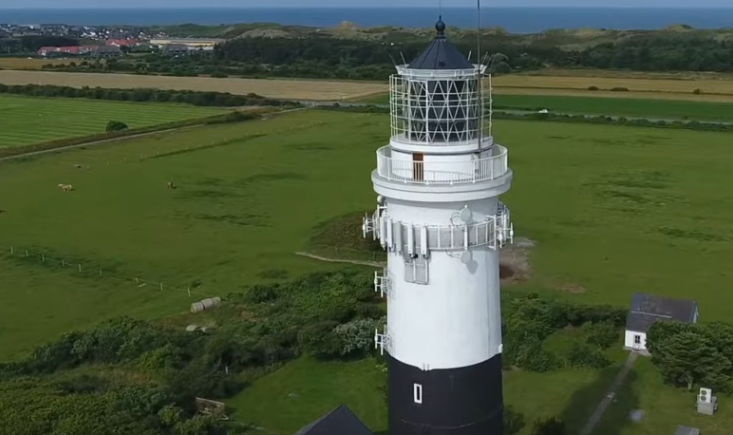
left=294, top=252, right=385, bottom=268
left=579, top=352, right=639, bottom=435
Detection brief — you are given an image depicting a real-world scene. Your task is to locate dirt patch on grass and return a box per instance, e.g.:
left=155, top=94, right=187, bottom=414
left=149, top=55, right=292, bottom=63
left=558, top=283, right=587, bottom=294
left=500, top=237, right=535, bottom=284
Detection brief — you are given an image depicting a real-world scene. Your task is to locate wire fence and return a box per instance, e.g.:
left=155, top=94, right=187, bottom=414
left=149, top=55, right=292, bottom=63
left=0, top=244, right=213, bottom=300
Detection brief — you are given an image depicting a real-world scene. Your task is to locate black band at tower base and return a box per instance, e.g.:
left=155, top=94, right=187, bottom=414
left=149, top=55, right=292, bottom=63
left=387, top=353, right=503, bottom=435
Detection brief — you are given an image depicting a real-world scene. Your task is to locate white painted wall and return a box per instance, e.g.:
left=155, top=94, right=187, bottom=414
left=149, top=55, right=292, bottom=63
left=384, top=197, right=503, bottom=370
left=624, top=330, right=648, bottom=351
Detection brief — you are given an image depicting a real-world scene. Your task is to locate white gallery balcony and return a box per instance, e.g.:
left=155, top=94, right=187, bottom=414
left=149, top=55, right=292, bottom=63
left=374, top=145, right=509, bottom=186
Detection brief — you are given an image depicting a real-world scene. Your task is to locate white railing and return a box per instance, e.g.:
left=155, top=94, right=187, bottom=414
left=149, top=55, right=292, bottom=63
left=375, top=145, right=508, bottom=185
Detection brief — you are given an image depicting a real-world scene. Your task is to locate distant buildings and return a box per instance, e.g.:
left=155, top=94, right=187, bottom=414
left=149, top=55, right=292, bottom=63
left=150, top=38, right=224, bottom=52
left=37, top=45, right=122, bottom=58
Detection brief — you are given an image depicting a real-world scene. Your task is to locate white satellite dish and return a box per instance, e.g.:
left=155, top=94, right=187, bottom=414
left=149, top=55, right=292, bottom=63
left=460, top=250, right=471, bottom=264
left=459, top=206, right=472, bottom=223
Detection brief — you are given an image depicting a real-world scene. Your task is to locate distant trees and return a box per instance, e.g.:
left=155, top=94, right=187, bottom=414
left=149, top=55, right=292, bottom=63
left=0, top=83, right=300, bottom=108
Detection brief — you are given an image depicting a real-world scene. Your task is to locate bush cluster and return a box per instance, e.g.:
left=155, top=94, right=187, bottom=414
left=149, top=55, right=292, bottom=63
left=648, top=321, right=733, bottom=392
left=502, top=294, right=624, bottom=372
left=0, top=270, right=385, bottom=434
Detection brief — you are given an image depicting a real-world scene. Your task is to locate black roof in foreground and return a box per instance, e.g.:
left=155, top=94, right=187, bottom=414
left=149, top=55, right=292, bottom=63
left=408, top=17, right=474, bottom=70
left=626, top=293, right=698, bottom=333
left=293, top=405, right=373, bottom=435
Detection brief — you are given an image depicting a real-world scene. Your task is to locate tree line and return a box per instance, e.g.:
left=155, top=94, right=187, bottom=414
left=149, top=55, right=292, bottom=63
left=41, top=30, right=733, bottom=80
left=0, top=83, right=299, bottom=107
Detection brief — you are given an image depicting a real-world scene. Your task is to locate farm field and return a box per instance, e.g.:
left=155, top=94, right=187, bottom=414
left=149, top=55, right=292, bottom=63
left=358, top=93, right=733, bottom=121
left=0, top=70, right=387, bottom=101
left=0, top=57, right=68, bottom=70
left=5, top=69, right=733, bottom=102
left=0, top=94, right=225, bottom=148
left=494, top=74, right=733, bottom=96
left=1, top=110, right=732, bottom=434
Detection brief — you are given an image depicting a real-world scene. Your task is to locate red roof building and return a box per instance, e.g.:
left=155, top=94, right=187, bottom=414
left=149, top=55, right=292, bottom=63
left=106, top=38, right=137, bottom=47
left=37, top=45, right=102, bottom=57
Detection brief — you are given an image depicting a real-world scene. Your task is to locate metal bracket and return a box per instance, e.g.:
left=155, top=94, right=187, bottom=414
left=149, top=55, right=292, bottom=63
left=374, top=268, right=391, bottom=298
left=495, top=202, right=514, bottom=248
left=374, top=325, right=390, bottom=355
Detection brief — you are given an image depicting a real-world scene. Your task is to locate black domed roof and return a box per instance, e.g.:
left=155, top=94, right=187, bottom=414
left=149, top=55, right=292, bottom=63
left=408, top=16, right=474, bottom=70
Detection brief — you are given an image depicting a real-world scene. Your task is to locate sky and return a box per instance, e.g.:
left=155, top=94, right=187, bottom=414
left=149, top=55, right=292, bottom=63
left=0, top=0, right=731, bottom=7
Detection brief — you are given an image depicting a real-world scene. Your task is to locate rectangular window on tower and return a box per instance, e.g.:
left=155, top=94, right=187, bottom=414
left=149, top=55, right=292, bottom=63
left=413, top=383, right=423, bottom=404
left=404, top=256, right=428, bottom=285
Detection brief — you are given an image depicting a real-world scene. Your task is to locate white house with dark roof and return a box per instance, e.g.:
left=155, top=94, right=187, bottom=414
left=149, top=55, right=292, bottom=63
left=625, top=293, right=699, bottom=355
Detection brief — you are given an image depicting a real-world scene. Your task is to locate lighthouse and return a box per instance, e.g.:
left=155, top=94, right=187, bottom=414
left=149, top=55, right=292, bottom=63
left=363, top=17, right=513, bottom=435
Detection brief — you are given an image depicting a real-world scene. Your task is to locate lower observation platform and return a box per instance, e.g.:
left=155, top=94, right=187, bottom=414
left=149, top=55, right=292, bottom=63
left=372, top=144, right=512, bottom=203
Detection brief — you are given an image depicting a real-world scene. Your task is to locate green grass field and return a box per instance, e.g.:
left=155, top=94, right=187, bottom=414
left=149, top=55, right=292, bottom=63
left=358, top=93, right=733, bottom=121
left=1, top=109, right=732, bottom=434
left=0, top=94, right=225, bottom=148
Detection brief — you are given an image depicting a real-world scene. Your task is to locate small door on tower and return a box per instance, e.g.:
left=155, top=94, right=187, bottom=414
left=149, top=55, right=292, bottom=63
left=413, top=153, right=424, bottom=182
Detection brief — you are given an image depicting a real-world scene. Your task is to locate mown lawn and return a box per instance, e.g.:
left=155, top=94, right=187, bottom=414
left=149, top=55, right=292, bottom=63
left=1, top=110, right=732, bottom=434
left=0, top=94, right=224, bottom=148
left=357, top=93, right=733, bottom=121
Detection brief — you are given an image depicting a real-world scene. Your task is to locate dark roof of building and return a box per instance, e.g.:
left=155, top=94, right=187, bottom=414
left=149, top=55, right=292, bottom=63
left=94, top=45, right=122, bottom=53
left=626, top=293, right=698, bottom=333
left=674, top=425, right=700, bottom=435
left=408, top=17, right=474, bottom=70
left=293, top=405, right=373, bottom=435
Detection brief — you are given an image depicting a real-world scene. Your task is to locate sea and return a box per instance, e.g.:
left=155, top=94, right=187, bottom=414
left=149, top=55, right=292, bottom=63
left=1, top=7, right=733, bottom=33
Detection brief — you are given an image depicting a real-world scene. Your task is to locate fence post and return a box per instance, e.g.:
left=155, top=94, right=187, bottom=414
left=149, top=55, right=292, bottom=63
left=135, top=277, right=139, bottom=285
left=41, top=254, right=45, bottom=262
left=9, top=246, right=13, bottom=254
left=61, top=259, right=65, bottom=267
left=24, top=250, right=29, bottom=257
left=187, top=287, right=191, bottom=297
left=78, top=264, right=82, bottom=272
left=99, top=269, right=103, bottom=277
left=160, top=283, right=164, bottom=291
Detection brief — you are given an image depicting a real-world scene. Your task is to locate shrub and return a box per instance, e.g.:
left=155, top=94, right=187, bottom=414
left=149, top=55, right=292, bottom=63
left=504, top=406, right=527, bottom=435
left=583, top=321, right=620, bottom=349
left=693, top=88, right=702, bottom=94
left=105, top=120, right=128, bottom=132
left=297, top=321, right=341, bottom=358
left=610, top=87, right=629, bottom=92
left=531, top=417, right=566, bottom=435
left=334, top=317, right=384, bottom=356
left=514, top=340, right=563, bottom=372
left=567, top=342, right=611, bottom=369
left=587, top=85, right=599, bottom=91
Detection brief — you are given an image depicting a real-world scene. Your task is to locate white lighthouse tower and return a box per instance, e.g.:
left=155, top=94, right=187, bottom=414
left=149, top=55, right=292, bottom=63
left=363, top=17, right=513, bottom=435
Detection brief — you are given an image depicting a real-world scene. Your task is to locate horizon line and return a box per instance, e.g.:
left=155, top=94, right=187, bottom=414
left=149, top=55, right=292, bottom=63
left=2, top=5, right=733, bottom=10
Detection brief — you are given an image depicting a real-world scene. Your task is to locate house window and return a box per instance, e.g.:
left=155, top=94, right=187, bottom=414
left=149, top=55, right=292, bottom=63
left=634, top=335, right=641, bottom=345
left=413, top=383, right=423, bottom=404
